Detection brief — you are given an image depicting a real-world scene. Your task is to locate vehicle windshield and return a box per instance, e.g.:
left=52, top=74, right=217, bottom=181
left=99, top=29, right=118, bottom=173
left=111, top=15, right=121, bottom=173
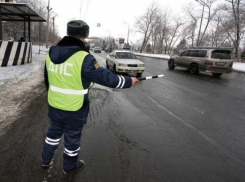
left=211, top=50, right=231, bottom=59
left=116, top=52, right=137, bottom=59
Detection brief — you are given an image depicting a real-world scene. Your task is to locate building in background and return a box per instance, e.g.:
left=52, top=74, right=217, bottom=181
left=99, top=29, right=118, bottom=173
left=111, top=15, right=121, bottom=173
left=86, top=36, right=102, bottom=49
left=0, top=0, right=16, bottom=2
left=115, top=38, right=125, bottom=50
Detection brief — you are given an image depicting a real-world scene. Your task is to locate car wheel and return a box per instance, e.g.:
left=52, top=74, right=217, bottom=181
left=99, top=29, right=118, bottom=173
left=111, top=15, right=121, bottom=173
left=106, top=60, right=109, bottom=69
left=136, top=73, right=142, bottom=78
left=168, top=59, right=175, bottom=69
left=212, top=73, right=222, bottom=77
left=189, top=63, right=199, bottom=75
left=113, top=64, right=117, bottom=74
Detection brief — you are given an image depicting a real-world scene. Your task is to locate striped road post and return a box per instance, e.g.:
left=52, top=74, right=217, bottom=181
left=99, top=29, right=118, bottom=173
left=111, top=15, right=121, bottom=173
left=0, top=41, right=32, bottom=67
left=138, top=74, right=164, bottom=81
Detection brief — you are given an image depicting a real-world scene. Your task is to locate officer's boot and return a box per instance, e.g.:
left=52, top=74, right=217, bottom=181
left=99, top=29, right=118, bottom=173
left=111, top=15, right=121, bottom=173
left=63, top=160, right=85, bottom=175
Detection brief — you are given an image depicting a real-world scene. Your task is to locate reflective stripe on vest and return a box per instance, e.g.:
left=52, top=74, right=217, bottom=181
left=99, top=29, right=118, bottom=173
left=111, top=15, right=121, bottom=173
left=46, top=51, right=89, bottom=111
left=49, top=85, right=88, bottom=95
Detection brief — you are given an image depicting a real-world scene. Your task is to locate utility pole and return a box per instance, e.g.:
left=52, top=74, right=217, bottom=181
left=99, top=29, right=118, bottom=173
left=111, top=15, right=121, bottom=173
left=106, top=29, right=111, bottom=47
left=79, top=0, right=83, bottom=19
left=123, top=21, right=130, bottom=44
left=46, top=0, right=52, bottom=48
left=127, top=26, right=129, bottom=44
left=39, top=22, right=41, bottom=54
left=53, top=16, right=55, bottom=35
left=53, top=14, right=57, bottom=35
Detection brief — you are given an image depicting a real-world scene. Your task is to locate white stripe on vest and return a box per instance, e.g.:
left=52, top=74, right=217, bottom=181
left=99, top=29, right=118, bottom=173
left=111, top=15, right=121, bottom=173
left=50, top=85, right=88, bottom=95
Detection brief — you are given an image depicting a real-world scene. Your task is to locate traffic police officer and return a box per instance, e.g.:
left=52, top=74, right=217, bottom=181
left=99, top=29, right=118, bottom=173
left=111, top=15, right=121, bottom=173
left=41, top=20, right=138, bottom=174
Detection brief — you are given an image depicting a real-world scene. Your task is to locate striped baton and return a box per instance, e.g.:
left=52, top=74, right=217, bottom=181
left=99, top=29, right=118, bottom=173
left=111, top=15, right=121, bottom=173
left=138, top=74, right=164, bottom=81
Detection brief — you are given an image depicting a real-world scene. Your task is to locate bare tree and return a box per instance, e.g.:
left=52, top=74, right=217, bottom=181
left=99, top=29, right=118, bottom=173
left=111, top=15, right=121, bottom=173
left=217, top=0, right=245, bottom=61
left=133, top=0, right=245, bottom=57
left=151, top=7, right=173, bottom=54
left=163, top=17, right=183, bottom=55
left=198, top=0, right=218, bottom=45
left=183, top=3, right=198, bottom=47
left=11, top=0, right=60, bottom=44
left=135, top=2, right=159, bottom=53
left=194, top=0, right=218, bottom=46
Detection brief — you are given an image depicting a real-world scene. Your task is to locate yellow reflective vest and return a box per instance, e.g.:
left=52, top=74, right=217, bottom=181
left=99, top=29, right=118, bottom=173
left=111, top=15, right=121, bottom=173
left=46, top=51, right=88, bottom=111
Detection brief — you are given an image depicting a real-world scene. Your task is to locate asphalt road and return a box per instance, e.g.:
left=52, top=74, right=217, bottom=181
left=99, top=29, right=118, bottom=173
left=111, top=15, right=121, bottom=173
left=0, top=51, right=245, bottom=182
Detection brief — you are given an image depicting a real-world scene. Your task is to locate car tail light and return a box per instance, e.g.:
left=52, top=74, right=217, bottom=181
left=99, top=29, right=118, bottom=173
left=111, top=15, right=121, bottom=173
left=206, top=61, right=213, bottom=65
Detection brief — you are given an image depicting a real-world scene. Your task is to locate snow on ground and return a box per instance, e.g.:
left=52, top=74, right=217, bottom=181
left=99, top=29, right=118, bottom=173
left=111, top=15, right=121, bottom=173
left=232, top=62, right=245, bottom=72
left=134, top=52, right=170, bottom=60
left=134, top=52, right=245, bottom=73
left=0, top=45, right=48, bottom=84
left=0, top=45, right=48, bottom=136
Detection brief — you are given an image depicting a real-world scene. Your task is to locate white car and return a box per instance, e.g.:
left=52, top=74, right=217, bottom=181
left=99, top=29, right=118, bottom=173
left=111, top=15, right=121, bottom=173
left=106, top=50, right=145, bottom=77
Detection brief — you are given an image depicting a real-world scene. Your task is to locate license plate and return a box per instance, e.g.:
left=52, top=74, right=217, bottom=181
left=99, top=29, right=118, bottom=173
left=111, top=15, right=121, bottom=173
left=216, top=62, right=226, bottom=66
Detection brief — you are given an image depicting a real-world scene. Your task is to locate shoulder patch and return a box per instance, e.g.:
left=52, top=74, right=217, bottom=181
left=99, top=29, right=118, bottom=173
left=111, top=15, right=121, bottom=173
left=94, top=62, right=100, bottom=69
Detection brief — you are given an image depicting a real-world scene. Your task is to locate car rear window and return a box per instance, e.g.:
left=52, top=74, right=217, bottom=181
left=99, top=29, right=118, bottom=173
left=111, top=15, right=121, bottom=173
left=116, top=52, right=137, bottom=59
left=211, top=50, right=231, bottom=59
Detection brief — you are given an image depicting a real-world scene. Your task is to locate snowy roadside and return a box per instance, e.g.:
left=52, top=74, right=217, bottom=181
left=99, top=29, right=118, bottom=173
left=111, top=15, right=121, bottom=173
left=232, top=63, right=245, bottom=73
left=134, top=53, right=245, bottom=73
left=0, top=46, right=48, bottom=85
left=0, top=48, right=47, bottom=136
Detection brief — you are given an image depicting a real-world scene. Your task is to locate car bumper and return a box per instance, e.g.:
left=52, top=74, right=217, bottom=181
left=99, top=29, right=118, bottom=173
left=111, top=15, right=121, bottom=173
left=205, top=67, right=232, bottom=73
left=116, top=66, right=145, bottom=73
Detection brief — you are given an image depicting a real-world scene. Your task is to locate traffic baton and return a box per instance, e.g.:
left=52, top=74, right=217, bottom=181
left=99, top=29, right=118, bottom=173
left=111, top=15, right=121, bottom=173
left=138, top=74, right=164, bottom=81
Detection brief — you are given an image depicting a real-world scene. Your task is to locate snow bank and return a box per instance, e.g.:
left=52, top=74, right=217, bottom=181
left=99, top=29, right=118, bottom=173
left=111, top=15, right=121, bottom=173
left=232, top=63, right=245, bottom=72
left=134, top=53, right=170, bottom=60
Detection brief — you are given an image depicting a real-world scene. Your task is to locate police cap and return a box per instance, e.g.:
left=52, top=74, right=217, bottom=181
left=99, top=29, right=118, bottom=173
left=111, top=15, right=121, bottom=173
left=67, top=20, right=89, bottom=38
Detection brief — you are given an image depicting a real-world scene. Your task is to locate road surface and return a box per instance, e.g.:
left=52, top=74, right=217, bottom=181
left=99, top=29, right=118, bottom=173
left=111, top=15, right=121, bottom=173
left=0, top=51, right=245, bottom=182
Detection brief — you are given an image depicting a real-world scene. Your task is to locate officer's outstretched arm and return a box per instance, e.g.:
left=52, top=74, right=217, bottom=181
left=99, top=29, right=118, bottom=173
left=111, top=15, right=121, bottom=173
left=82, top=55, right=134, bottom=88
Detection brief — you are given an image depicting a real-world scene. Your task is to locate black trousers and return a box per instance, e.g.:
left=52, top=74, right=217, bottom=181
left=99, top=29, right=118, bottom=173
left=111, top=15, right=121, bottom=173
left=42, top=120, right=85, bottom=171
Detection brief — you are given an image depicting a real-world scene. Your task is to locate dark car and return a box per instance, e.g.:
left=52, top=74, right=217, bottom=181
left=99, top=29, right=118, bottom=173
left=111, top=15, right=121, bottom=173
left=105, top=46, right=112, bottom=53
left=93, top=47, right=101, bottom=53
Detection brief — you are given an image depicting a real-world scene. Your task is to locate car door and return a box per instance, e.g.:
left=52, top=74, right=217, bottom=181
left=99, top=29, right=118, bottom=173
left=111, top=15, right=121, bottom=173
left=196, top=50, right=208, bottom=70
left=185, top=50, right=198, bottom=68
left=175, top=50, right=189, bottom=67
